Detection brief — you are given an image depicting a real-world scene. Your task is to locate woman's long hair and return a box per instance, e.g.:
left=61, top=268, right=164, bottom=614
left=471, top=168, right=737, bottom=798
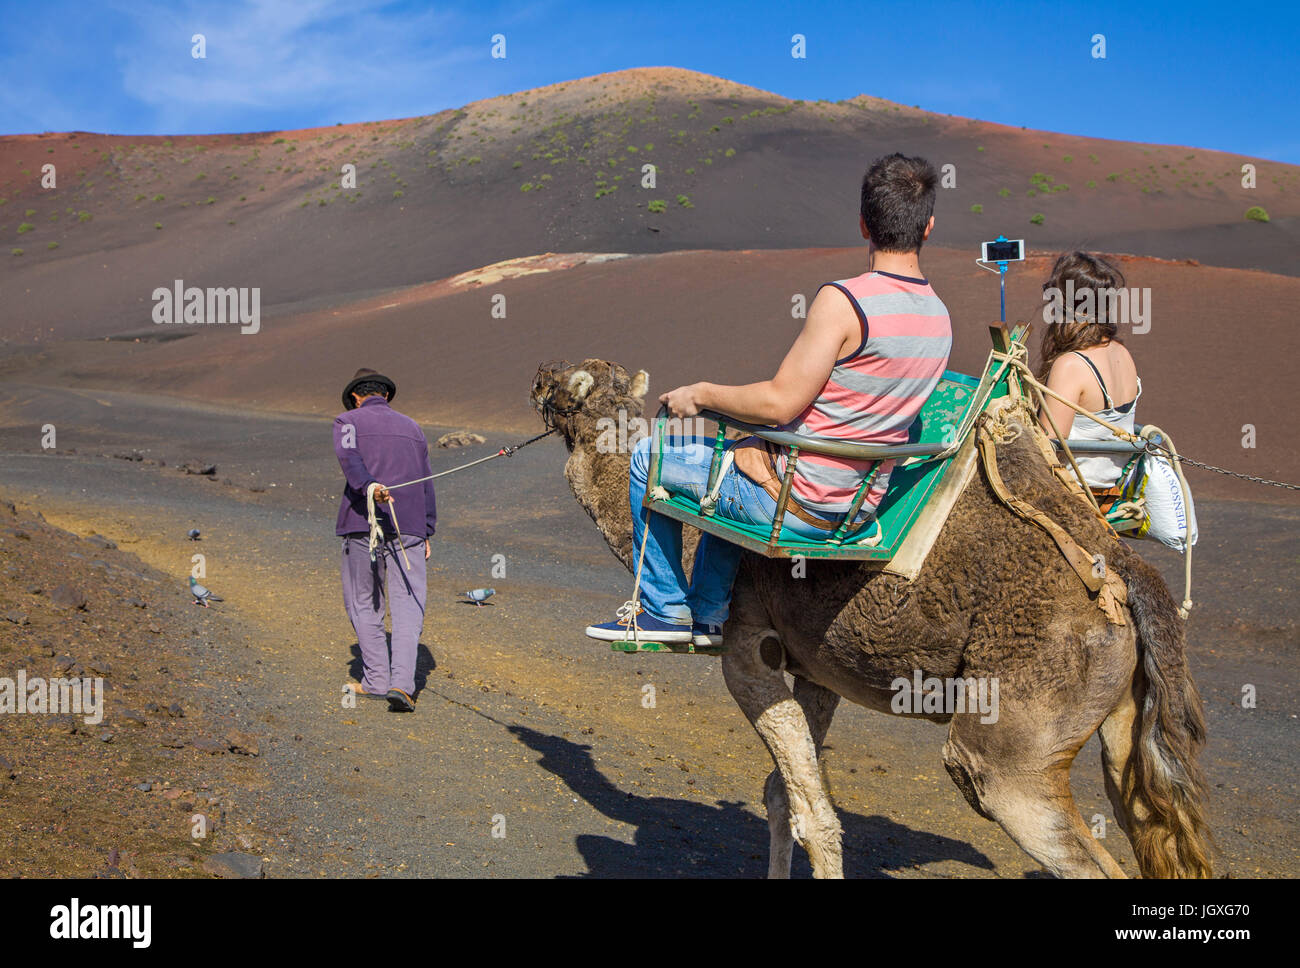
left=1037, top=252, right=1126, bottom=380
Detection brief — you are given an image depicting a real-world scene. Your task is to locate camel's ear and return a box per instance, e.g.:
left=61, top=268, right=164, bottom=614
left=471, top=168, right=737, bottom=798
left=567, top=369, right=595, bottom=400
left=629, top=369, right=649, bottom=400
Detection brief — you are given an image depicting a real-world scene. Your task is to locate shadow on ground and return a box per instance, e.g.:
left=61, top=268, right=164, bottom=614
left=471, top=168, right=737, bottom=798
left=509, top=724, right=994, bottom=878
left=347, top=640, right=437, bottom=697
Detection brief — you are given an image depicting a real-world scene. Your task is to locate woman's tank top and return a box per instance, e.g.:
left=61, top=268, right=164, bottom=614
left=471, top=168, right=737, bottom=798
left=1067, top=350, right=1140, bottom=489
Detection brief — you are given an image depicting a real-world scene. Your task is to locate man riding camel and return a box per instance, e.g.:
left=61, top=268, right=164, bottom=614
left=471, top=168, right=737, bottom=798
left=586, top=153, right=952, bottom=648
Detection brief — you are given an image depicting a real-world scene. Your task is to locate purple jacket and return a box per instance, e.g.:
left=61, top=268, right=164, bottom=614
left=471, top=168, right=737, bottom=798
left=334, top=397, right=437, bottom=538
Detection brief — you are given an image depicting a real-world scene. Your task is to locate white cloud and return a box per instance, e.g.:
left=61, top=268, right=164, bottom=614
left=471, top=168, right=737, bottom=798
left=108, top=0, right=488, bottom=130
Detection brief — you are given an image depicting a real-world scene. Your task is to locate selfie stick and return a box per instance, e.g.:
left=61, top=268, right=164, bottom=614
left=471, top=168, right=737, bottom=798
left=995, top=234, right=1010, bottom=323
left=975, top=235, right=1013, bottom=323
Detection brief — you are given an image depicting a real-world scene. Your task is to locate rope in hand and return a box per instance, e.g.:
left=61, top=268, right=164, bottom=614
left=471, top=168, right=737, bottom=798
left=364, top=428, right=556, bottom=571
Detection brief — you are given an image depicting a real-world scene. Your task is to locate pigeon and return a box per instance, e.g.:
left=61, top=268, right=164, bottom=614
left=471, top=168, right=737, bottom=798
left=187, top=529, right=201, bottom=541
left=189, top=576, right=223, bottom=607
left=460, top=588, right=496, bottom=606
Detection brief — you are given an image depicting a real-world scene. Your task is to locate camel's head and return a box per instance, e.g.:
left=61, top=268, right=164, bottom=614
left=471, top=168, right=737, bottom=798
left=531, top=358, right=650, bottom=449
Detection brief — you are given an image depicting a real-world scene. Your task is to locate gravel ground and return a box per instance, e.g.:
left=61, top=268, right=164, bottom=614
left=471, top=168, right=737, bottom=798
left=0, top=386, right=1295, bottom=878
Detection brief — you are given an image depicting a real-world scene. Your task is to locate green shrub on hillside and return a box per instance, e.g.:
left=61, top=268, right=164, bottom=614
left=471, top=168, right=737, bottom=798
left=1245, top=206, right=1269, bottom=222
left=1030, top=213, right=1045, bottom=225
left=647, top=199, right=667, bottom=213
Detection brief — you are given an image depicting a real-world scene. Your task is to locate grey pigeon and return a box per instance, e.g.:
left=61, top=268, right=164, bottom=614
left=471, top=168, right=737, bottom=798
left=460, top=587, right=495, bottom=606
left=189, top=576, right=223, bottom=607
left=187, top=529, right=201, bottom=541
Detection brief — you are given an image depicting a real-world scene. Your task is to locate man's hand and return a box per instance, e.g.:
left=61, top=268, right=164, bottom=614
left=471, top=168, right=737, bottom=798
left=659, top=383, right=708, bottom=418
left=424, top=539, right=431, bottom=561
left=372, top=486, right=391, bottom=504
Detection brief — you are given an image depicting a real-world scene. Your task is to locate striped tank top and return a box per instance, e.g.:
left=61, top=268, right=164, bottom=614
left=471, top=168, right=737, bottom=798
left=776, top=270, right=952, bottom=516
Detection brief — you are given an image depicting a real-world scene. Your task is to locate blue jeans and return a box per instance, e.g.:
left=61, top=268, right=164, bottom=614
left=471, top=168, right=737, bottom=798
left=628, top=435, right=858, bottom=627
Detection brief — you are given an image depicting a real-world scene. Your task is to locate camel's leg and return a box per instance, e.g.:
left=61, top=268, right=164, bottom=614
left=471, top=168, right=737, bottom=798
left=762, top=769, right=793, bottom=879
left=943, top=683, right=1128, bottom=879
left=722, top=628, right=844, bottom=879
left=764, top=676, right=841, bottom=878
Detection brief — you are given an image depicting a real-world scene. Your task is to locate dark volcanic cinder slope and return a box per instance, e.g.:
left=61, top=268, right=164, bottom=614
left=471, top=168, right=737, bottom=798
left=0, top=68, right=1295, bottom=344
left=5, top=246, right=1297, bottom=504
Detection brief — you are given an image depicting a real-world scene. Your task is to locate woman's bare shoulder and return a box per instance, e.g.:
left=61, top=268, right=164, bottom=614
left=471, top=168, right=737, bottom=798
left=1046, top=350, right=1089, bottom=382
left=1109, top=339, right=1138, bottom=370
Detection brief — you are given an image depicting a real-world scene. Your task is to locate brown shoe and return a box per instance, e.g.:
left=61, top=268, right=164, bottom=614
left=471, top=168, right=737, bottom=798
left=347, top=683, right=388, bottom=701
left=385, top=688, right=415, bottom=712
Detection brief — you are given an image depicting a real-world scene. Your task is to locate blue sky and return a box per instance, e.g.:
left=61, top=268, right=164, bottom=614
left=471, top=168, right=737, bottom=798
left=2, top=0, right=1296, bottom=162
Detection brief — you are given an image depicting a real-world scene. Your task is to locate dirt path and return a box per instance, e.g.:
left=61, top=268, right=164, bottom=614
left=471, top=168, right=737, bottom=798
left=0, top=387, right=1295, bottom=877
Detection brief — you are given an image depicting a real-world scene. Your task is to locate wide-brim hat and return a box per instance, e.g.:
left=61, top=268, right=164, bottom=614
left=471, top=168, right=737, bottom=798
left=342, top=368, right=397, bottom=410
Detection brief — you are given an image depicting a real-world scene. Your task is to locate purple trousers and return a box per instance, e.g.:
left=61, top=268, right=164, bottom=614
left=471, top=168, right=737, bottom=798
left=340, top=534, right=426, bottom=695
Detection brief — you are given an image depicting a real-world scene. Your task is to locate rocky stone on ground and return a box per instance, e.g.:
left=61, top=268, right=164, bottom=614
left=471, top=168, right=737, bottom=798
left=48, top=583, right=87, bottom=610
left=202, top=852, right=264, bottom=879
left=436, top=430, right=487, bottom=448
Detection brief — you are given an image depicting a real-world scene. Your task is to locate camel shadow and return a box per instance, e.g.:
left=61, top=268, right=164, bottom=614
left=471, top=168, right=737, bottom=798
left=508, top=724, right=994, bottom=878
left=347, top=639, right=437, bottom=698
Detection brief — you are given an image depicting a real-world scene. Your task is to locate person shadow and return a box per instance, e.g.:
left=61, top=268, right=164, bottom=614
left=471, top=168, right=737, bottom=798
left=346, top=638, right=437, bottom=698
left=507, top=724, right=994, bottom=878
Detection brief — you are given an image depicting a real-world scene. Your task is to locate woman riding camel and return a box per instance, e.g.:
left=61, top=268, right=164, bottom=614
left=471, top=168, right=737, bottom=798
left=1036, top=251, right=1139, bottom=504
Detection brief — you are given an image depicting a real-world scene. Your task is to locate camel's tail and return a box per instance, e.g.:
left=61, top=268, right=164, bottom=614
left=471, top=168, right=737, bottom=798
left=1117, top=555, right=1215, bottom=878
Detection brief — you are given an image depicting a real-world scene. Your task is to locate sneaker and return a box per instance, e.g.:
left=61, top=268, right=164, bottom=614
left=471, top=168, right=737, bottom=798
left=691, top=622, right=724, bottom=647
left=586, top=605, right=692, bottom=643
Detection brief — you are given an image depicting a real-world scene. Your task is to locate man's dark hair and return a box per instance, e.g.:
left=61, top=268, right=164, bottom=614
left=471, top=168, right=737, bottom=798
left=352, top=381, right=390, bottom=399
left=859, top=153, right=938, bottom=253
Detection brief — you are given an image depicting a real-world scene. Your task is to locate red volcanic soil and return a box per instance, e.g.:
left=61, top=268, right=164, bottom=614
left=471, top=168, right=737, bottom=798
left=3, top=245, right=1296, bottom=505
left=0, top=67, right=1296, bottom=347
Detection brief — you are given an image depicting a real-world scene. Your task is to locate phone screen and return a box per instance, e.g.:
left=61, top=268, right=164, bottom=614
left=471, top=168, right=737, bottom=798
left=984, top=240, right=1023, bottom=262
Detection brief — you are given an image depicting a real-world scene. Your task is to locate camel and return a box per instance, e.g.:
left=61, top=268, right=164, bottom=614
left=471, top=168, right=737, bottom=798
left=531, top=358, right=1214, bottom=879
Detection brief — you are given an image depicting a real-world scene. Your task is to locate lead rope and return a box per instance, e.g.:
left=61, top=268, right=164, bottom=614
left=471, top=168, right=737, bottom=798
left=363, top=428, right=556, bottom=571
left=618, top=507, right=655, bottom=642
left=620, top=419, right=667, bottom=642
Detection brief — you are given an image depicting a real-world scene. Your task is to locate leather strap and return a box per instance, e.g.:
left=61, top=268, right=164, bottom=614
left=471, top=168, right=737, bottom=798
left=732, top=436, right=869, bottom=532
left=977, top=423, right=1128, bottom=626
